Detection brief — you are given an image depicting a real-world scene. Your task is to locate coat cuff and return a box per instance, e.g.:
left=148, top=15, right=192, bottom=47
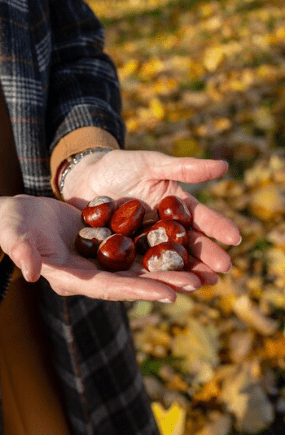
left=50, top=126, right=120, bottom=199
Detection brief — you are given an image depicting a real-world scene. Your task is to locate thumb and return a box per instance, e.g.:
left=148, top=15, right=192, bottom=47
left=16, top=241, right=42, bottom=282
left=4, top=237, right=42, bottom=282
left=147, top=153, right=228, bottom=184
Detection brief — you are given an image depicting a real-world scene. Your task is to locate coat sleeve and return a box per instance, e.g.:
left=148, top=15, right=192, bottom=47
left=47, top=0, right=125, bottom=151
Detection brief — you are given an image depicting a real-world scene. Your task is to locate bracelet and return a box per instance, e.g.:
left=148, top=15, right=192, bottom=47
left=59, top=147, right=112, bottom=194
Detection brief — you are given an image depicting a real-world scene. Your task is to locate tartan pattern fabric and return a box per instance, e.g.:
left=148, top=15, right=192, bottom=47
left=0, top=0, right=125, bottom=196
left=0, top=0, right=158, bottom=433
left=39, top=279, right=159, bottom=435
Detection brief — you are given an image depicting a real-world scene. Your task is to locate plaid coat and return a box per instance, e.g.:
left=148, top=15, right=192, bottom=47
left=0, top=0, right=158, bottom=433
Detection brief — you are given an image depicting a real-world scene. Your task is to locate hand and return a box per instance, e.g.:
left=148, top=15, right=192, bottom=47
left=61, top=149, right=242, bottom=285
left=0, top=195, right=196, bottom=302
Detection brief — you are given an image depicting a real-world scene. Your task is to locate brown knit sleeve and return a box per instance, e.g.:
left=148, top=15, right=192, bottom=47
left=50, top=126, right=120, bottom=199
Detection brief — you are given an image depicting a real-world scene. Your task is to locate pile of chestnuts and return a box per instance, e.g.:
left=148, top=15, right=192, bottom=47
left=75, top=195, right=192, bottom=272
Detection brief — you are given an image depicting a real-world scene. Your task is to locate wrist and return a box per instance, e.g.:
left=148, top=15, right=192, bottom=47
left=50, top=126, right=121, bottom=199
left=59, top=148, right=112, bottom=201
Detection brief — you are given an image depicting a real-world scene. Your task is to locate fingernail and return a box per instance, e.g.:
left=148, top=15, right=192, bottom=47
left=235, top=235, right=242, bottom=246
left=158, top=298, right=173, bottom=303
left=182, top=285, right=196, bottom=292
left=21, top=263, right=29, bottom=281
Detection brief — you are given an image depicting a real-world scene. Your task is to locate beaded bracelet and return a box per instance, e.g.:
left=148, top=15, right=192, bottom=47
left=59, top=147, right=112, bottom=194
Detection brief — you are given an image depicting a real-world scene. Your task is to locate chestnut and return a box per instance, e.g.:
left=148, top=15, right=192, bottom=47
left=97, top=234, right=136, bottom=271
left=75, top=227, right=112, bottom=258
left=110, top=199, right=145, bottom=236
left=82, top=196, right=115, bottom=228
left=134, top=230, right=150, bottom=255
left=142, top=241, right=189, bottom=272
left=158, top=195, right=192, bottom=228
left=147, top=219, right=188, bottom=247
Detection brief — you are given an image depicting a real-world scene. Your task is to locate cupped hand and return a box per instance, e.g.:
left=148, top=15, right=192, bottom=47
left=0, top=194, right=204, bottom=302
left=62, top=149, right=241, bottom=285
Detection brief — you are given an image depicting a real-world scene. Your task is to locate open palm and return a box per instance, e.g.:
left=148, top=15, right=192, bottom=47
left=62, top=149, right=241, bottom=283
left=0, top=195, right=204, bottom=302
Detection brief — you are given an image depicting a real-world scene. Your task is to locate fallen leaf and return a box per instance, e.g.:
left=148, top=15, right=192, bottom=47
left=220, top=362, right=274, bottom=434
left=171, top=318, right=220, bottom=373
left=197, top=412, right=233, bottom=435
left=233, top=295, right=278, bottom=335
left=229, top=330, right=255, bottom=363
left=151, top=402, right=186, bottom=435
left=172, top=138, right=204, bottom=158
left=160, top=293, right=194, bottom=323
left=203, top=45, right=225, bottom=72
left=249, top=186, right=285, bottom=221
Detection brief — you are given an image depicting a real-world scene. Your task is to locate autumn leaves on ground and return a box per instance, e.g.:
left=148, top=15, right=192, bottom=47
left=88, top=0, right=285, bottom=434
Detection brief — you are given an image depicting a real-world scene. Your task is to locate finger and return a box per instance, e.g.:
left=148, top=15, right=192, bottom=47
left=128, top=269, right=202, bottom=293
left=187, top=229, right=232, bottom=273
left=130, top=255, right=218, bottom=286
left=187, top=255, right=219, bottom=285
left=180, top=194, right=241, bottom=246
left=41, top=255, right=177, bottom=303
left=148, top=153, right=228, bottom=184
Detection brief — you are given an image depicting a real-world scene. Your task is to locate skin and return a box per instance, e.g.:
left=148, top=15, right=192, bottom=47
left=0, top=149, right=241, bottom=303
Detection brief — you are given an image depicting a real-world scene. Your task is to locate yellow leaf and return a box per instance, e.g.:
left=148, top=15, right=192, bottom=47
left=119, top=59, right=139, bottom=80
left=171, top=318, right=220, bottom=373
left=135, top=325, right=171, bottom=351
left=229, top=79, right=249, bottom=92
left=249, top=186, right=285, bottom=221
left=126, top=117, right=139, bottom=132
left=220, top=363, right=274, bottom=434
left=266, top=247, right=285, bottom=278
left=276, top=27, right=285, bottom=41
left=150, top=97, right=166, bottom=121
left=152, top=402, right=186, bottom=435
left=253, top=107, right=275, bottom=131
left=233, top=295, right=278, bottom=336
left=203, top=45, right=224, bottom=72
left=213, top=117, right=232, bottom=132
left=244, top=161, right=272, bottom=188
left=153, top=77, right=178, bottom=95
left=218, top=294, right=236, bottom=315
left=140, top=58, right=164, bottom=79
left=166, top=374, right=188, bottom=392
left=264, top=336, right=285, bottom=359
left=160, top=293, right=194, bottom=322
left=199, top=3, right=214, bottom=18
left=172, top=138, right=204, bottom=158
left=194, top=378, right=221, bottom=402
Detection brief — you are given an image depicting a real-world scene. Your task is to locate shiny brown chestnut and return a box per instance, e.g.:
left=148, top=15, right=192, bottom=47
left=75, top=227, right=112, bottom=258
left=158, top=195, right=192, bottom=228
left=147, top=219, right=188, bottom=247
left=134, top=230, right=150, bottom=255
left=143, top=241, right=189, bottom=272
left=82, top=196, right=115, bottom=228
left=97, top=234, right=136, bottom=271
left=110, top=199, right=145, bottom=236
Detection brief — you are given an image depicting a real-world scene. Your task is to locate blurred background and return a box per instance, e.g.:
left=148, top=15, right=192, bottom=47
left=87, top=0, right=285, bottom=434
